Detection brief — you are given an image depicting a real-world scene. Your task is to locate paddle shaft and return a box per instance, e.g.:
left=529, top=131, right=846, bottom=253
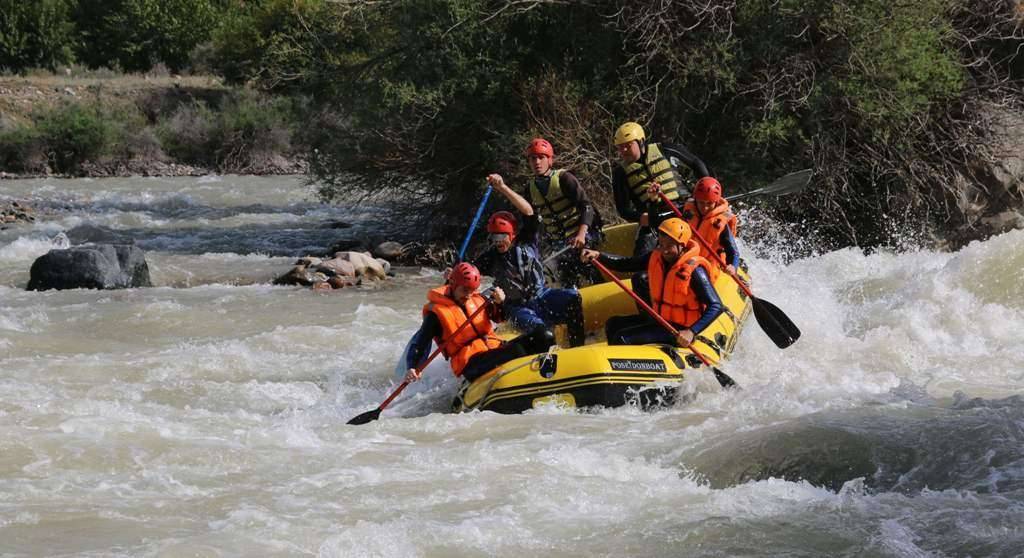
left=542, top=244, right=574, bottom=265
left=590, top=258, right=713, bottom=368
left=657, top=192, right=754, bottom=299
left=457, top=184, right=493, bottom=261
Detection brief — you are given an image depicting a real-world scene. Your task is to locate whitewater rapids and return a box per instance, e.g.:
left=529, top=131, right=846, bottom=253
left=1, top=176, right=1022, bottom=556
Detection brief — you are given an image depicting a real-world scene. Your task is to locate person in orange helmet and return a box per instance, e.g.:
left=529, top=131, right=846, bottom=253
left=487, top=137, right=603, bottom=288
left=581, top=218, right=723, bottom=347
left=404, top=262, right=555, bottom=383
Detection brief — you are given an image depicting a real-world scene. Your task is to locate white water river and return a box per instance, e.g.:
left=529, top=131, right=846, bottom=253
left=1, top=176, right=1022, bottom=557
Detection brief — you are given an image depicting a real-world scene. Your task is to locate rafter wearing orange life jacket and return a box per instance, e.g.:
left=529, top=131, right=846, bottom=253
left=683, top=177, right=740, bottom=267
left=422, top=286, right=503, bottom=376
left=647, top=241, right=720, bottom=327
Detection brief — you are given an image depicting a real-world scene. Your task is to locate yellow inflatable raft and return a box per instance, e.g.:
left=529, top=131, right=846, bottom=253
left=452, top=223, right=752, bottom=414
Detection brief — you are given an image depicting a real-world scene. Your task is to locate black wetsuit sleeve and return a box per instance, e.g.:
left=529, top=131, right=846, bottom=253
left=661, top=143, right=710, bottom=179
left=612, top=167, right=643, bottom=222
left=519, top=213, right=541, bottom=245
left=558, top=171, right=596, bottom=228
left=487, top=299, right=507, bottom=324
left=470, top=248, right=496, bottom=276
left=688, top=267, right=723, bottom=334
left=597, top=251, right=650, bottom=273
left=405, top=312, right=442, bottom=370
left=719, top=227, right=740, bottom=268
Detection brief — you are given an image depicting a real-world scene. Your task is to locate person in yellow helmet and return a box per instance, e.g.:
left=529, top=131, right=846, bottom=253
left=581, top=218, right=723, bottom=347
left=611, top=121, right=712, bottom=256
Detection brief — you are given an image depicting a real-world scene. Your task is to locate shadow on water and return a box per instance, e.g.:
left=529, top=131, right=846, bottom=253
left=686, top=392, right=1024, bottom=494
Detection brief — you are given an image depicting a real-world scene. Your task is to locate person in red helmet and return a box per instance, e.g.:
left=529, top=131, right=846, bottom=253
left=680, top=176, right=740, bottom=276
left=611, top=121, right=711, bottom=256
left=403, top=262, right=556, bottom=383
left=486, top=137, right=603, bottom=288
left=471, top=209, right=586, bottom=347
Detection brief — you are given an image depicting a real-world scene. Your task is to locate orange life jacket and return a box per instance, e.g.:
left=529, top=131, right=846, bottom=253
left=422, top=286, right=503, bottom=376
left=647, top=243, right=718, bottom=327
left=682, top=199, right=738, bottom=264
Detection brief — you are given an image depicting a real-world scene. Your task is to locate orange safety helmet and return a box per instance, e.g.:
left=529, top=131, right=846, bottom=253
left=449, top=262, right=481, bottom=289
left=526, top=138, right=554, bottom=158
left=693, top=177, right=723, bottom=203
left=486, top=211, right=517, bottom=236
left=657, top=217, right=692, bottom=245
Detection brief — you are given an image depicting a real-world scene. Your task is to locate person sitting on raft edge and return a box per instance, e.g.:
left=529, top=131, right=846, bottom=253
left=580, top=218, right=723, bottom=348
left=403, top=262, right=555, bottom=384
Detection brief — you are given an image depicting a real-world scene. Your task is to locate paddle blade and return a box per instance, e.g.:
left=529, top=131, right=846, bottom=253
left=712, top=367, right=739, bottom=389
left=728, top=169, right=812, bottom=202
left=752, top=297, right=801, bottom=349
left=347, top=407, right=382, bottom=425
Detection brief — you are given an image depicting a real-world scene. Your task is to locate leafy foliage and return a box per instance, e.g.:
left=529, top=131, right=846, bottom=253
left=73, top=0, right=222, bottom=72
left=233, top=0, right=1019, bottom=247
left=0, top=0, right=77, bottom=71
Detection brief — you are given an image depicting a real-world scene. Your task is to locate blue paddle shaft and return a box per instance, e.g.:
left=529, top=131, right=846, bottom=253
left=457, top=184, right=493, bottom=261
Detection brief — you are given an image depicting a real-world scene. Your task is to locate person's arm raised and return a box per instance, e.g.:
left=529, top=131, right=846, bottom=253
left=486, top=174, right=534, bottom=216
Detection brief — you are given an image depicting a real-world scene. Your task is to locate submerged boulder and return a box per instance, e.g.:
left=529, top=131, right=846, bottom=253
left=27, top=244, right=152, bottom=291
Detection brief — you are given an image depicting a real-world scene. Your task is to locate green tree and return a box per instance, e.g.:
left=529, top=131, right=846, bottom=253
left=74, top=0, right=222, bottom=72
left=0, top=0, right=77, bottom=72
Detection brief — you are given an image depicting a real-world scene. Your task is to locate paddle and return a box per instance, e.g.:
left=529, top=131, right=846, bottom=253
left=348, top=292, right=494, bottom=425
left=656, top=191, right=801, bottom=349
left=541, top=244, right=574, bottom=265
left=725, top=169, right=812, bottom=202
left=456, top=184, right=493, bottom=262
left=590, top=259, right=738, bottom=389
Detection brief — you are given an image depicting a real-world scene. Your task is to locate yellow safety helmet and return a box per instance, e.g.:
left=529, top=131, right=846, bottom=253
left=613, top=121, right=646, bottom=146
left=657, top=217, right=691, bottom=245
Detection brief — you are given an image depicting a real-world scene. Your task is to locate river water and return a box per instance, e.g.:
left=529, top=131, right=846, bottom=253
left=1, top=176, right=1022, bottom=557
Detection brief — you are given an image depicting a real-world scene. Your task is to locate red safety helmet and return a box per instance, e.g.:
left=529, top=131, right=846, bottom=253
left=693, top=176, right=723, bottom=203
left=486, top=211, right=517, bottom=236
left=449, top=262, right=481, bottom=289
left=526, top=138, right=554, bottom=159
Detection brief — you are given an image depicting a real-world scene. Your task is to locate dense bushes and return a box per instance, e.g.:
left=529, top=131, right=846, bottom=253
left=1, top=0, right=225, bottom=73
left=0, top=102, right=122, bottom=174
left=158, top=90, right=301, bottom=171
left=0, top=90, right=301, bottom=175
left=230, top=0, right=1022, bottom=247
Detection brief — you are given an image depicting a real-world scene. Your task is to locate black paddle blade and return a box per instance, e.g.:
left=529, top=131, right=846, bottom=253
left=752, top=297, right=801, bottom=349
left=712, top=367, right=739, bottom=389
left=347, top=407, right=382, bottom=425
left=728, top=169, right=812, bottom=202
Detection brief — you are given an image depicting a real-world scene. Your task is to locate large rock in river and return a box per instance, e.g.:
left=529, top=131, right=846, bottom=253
left=27, top=244, right=152, bottom=291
